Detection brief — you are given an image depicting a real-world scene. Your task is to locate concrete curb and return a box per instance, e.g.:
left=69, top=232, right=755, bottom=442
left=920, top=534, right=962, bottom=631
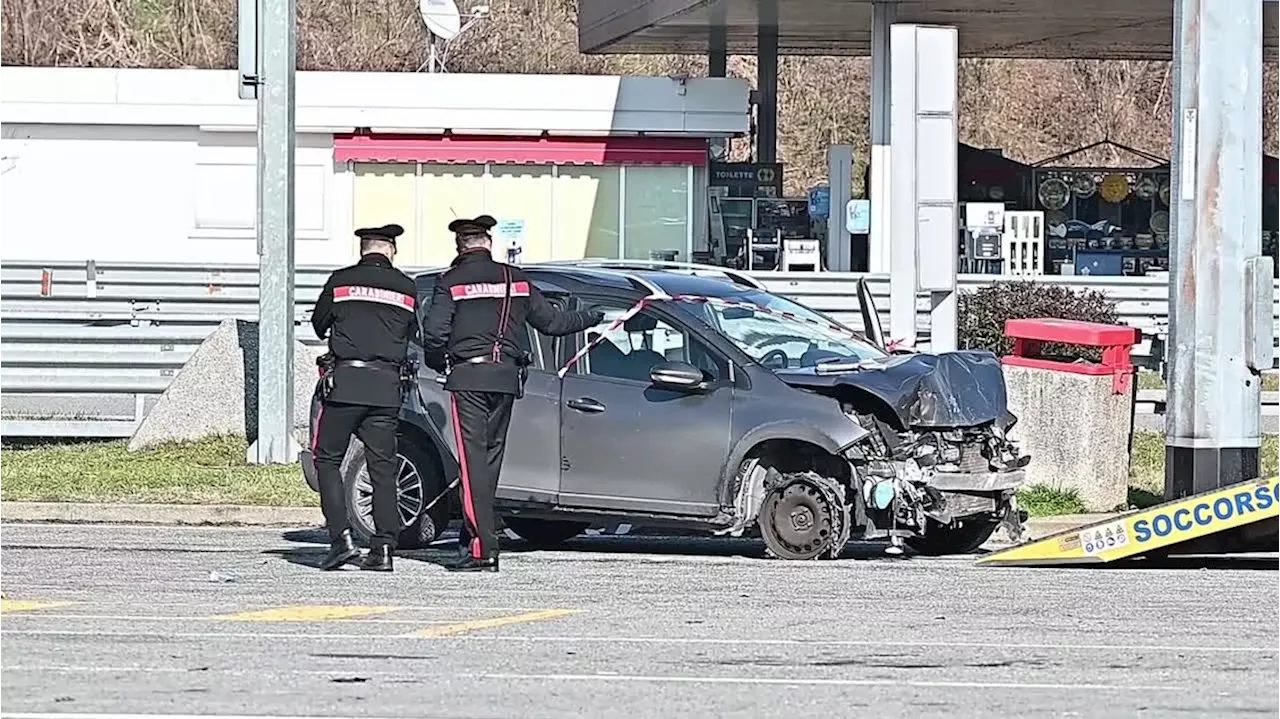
left=0, top=501, right=322, bottom=527
left=0, top=501, right=1119, bottom=539
left=1024, top=513, right=1117, bottom=538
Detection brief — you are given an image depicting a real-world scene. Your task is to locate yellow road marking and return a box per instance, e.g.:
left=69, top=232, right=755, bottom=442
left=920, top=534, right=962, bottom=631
left=211, top=605, right=401, bottom=622
left=0, top=600, right=74, bottom=614
left=411, top=608, right=581, bottom=637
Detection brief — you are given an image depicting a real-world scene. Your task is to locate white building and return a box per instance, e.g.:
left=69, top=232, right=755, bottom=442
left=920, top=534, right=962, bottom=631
left=0, top=67, right=749, bottom=267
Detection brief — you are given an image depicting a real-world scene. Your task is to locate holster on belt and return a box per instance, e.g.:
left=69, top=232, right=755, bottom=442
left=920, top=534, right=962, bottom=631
left=398, top=358, right=418, bottom=396
left=450, top=353, right=532, bottom=399
left=316, top=352, right=337, bottom=401
left=514, top=351, right=533, bottom=399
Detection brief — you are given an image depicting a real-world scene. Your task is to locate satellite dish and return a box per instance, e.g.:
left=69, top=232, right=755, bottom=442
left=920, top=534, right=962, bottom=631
left=419, top=0, right=461, bottom=41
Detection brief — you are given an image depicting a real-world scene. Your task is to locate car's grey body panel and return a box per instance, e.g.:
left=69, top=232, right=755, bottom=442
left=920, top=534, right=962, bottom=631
left=383, top=265, right=1016, bottom=534
left=558, top=373, right=730, bottom=516
left=497, top=370, right=563, bottom=504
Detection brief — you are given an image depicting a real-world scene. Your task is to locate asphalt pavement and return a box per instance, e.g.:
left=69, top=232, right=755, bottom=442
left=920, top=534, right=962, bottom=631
left=0, top=522, right=1276, bottom=719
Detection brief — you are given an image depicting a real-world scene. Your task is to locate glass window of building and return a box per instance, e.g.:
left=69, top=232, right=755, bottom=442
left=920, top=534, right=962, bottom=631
left=553, top=165, right=621, bottom=260
left=486, top=164, right=555, bottom=263
left=419, top=163, right=486, bottom=267
left=623, top=166, right=689, bottom=262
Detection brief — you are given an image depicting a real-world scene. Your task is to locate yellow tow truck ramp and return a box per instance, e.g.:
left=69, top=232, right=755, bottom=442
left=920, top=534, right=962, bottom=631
left=978, top=476, right=1280, bottom=567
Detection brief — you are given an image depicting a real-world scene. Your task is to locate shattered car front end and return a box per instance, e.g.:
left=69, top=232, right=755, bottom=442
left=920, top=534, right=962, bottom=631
left=777, top=350, right=1032, bottom=553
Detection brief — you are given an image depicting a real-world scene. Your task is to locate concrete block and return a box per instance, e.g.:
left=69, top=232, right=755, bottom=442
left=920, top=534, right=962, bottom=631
left=1004, top=365, right=1133, bottom=512
left=128, top=319, right=323, bottom=452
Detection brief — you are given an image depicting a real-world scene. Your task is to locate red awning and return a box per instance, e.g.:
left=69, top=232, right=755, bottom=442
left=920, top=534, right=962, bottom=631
left=333, top=133, right=708, bottom=166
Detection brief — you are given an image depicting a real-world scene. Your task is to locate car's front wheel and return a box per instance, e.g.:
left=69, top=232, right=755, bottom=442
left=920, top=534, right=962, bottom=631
left=503, top=517, right=588, bottom=548
left=758, top=471, right=851, bottom=560
left=906, top=518, right=1001, bottom=556
left=341, top=436, right=447, bottom=550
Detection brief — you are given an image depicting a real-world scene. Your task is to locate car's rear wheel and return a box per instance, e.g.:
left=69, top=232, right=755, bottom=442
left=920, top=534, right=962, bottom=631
left=342, top=436, right=447, bottom=550
left=906, top=518, right=1001, bottom=556
left=503, top=517, right=588, bottom=548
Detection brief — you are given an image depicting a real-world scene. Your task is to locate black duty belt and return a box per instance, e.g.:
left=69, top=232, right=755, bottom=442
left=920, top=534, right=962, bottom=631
left=455, top=355, right=530, bottom=366
left=447, top=352, right=532, bottom=398
left=336, top=359, right=400, bottom=372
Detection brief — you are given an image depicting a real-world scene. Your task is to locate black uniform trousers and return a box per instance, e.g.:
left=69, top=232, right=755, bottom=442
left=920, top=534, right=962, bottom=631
left=313, top=401, right=401, bottom=549
left=448, top=389, right=516, bottom=560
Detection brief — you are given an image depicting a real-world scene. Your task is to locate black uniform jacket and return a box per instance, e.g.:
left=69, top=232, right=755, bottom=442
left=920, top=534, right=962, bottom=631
left=421, top=248, right=602, bottom=394
left=311, top=253, right=419, bottom=407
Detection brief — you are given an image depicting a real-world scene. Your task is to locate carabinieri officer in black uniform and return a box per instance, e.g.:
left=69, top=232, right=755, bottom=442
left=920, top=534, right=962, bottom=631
left=422, top=215, right=603, bottom=572
left=311, top=224, right=419, bottom=572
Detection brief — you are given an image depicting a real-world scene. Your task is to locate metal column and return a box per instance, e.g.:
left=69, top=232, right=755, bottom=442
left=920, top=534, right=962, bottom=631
left=1166, top=0, right=1269, bottom=496
left=755, top=0, right=778, bottom=164
left=826, top=145, right=854, bottom=272
left=889, top=24, right=958, bottom=352
left=247, top=0, right=300, bottom=464
left=709, top=2, right=727, bottom=78
left=867, top=0, right=896, bottom=273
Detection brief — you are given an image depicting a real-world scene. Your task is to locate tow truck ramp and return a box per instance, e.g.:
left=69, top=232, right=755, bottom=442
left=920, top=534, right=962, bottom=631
left=978, top=476, right=1279, bottom=566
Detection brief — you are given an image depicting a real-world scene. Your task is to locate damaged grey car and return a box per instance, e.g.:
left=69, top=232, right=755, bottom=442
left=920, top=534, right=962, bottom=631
left=301, top=261, right=1031, bottom=559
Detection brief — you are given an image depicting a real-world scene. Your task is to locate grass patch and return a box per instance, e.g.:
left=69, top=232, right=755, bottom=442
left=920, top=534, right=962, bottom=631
left=1128, top=431, right=1168, bottom=495
left=1136, top=370, right=1166, bottom=391
left=1126, top=486, right=1164, bottom=510
left=0, top=435, right=316, bottom=506
left=1129, top=431, right=1280, bottom=500
left=1017, top=484, right=1087, bottom=517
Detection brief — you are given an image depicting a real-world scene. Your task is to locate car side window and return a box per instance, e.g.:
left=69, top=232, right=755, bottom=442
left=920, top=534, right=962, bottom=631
left=575, top=302, right=727, bottom=384
left=526, top=293, right=570, bottom=371
left=412, top=277, right=436, bottom=344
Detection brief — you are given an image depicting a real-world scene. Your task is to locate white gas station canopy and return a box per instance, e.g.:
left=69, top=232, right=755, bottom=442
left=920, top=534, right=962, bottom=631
left=578, top=0, right=1279, bottom=59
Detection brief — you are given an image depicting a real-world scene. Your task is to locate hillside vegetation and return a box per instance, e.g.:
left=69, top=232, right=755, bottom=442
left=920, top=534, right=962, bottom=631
left=4, top=0, right=1276, bottom=194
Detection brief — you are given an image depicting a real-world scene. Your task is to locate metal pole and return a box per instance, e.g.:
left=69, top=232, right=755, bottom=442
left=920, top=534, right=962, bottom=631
left=826, top=144, right=854, bottom=272
left=708, top=2, right=727, bottom=78
left=868, top=0, right=896, bottom=273
left=755, top=0, right=778, bottom=164
left=248, top=0, right=299, bottom=464
left=1165, top=0, right=1265, bottom=496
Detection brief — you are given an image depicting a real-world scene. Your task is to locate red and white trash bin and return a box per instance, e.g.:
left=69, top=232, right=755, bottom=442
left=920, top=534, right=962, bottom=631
left=1001, top=318, right=1142, bottom=512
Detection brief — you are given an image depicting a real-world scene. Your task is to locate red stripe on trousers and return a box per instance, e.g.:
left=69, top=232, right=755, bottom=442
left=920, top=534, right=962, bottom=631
left=449, top=393, right=483, bottom=559
left=310, top=407, right=324, bottom=470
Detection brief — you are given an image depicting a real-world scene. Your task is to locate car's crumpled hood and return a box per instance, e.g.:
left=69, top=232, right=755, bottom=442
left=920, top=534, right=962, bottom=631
left=773, top=350, right=1014, bottom=429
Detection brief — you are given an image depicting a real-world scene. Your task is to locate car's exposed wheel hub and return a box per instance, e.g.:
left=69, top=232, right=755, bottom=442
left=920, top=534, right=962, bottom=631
left=788, top=506, right=814, bottom=532
left=759, top=472, right=850, bottom=561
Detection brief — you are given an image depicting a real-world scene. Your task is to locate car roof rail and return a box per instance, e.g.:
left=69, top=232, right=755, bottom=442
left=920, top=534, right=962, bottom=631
left=528, top=262, right=669, bottom=298
left=534, top=259, right=767, bottom=291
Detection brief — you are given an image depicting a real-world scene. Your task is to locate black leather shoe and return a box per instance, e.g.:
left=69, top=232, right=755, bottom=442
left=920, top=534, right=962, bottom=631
left=445, top=555, right=499, bottom=573
left=320, top=530, right=359, bottom=571
left=360, top=544, right=394, bottom=572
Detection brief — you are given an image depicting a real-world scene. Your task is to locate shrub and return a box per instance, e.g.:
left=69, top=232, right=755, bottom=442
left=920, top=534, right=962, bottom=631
left=957, top=281, right=1121, bottom=362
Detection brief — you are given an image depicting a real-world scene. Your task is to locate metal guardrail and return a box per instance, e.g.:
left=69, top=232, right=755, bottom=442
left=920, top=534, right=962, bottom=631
left=1136, top=389, right=1279, bottom=412
left=2, top=260, right=1277, bottom=438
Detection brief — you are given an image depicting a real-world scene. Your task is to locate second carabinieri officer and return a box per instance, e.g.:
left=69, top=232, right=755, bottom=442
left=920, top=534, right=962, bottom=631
left=421, top=215, right=603, bottom=572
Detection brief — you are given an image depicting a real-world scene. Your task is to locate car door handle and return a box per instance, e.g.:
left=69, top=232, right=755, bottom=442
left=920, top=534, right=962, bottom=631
left=566, top=397, right=606, bottom=413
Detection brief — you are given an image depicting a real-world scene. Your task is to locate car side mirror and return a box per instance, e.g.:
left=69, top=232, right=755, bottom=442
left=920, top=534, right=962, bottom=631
left=649, top=360, right=709, bottom=392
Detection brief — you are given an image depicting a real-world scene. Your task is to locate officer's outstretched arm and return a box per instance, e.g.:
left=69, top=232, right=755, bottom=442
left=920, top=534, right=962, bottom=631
left=420, top=281, right=455, bottom=372
left=311, top=277, right=336, bottom=339
left=526, top=284, right=605, bottom=337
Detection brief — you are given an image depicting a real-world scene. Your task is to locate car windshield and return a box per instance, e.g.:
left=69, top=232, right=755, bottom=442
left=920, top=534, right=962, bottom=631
left=674, top=291, right=887, bottom=371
